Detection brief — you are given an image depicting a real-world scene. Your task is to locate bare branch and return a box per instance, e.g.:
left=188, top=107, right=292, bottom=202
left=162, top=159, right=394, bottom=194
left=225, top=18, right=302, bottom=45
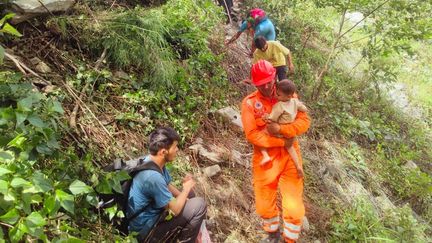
left=339, top=0, right=390, bottom=39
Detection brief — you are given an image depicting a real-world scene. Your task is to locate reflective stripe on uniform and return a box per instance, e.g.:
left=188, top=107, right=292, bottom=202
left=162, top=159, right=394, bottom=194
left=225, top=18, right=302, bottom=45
left=283, top=228, right=299, bottom=240
left=264, top=223, right=279, bottom=232
left=284, top=222, right=301, bottom=232
left=263, top=216, right=279, bottom=224
left=263, top=216, right=279, bottom=232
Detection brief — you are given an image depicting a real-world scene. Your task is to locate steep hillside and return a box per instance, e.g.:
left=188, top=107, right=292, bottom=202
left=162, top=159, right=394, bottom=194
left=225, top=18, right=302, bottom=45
left=1, top=0, right=431, bottom=242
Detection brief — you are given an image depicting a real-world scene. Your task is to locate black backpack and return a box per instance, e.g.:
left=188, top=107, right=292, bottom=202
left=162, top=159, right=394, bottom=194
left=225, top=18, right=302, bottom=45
left=98, top=156, right=163, bottom=235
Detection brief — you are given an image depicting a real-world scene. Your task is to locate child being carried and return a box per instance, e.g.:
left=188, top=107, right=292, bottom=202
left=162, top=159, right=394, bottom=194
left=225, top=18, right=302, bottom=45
left=261, top=79, right=307, bottom=178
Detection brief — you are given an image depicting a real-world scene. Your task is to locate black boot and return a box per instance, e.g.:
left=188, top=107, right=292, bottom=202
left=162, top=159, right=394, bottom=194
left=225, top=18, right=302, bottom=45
left=259, top=231, right=281, bottom=243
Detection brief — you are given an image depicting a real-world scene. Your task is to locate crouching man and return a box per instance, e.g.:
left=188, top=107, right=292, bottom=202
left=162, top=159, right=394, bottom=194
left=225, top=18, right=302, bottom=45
left=127, top=127, right=207, bottom=242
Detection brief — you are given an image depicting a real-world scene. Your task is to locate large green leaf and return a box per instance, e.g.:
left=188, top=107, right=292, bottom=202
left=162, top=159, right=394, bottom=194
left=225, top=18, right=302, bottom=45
left=44, top=195, right=60, bottom=215
left=10, top=177, right=32, bottom=189
left=0, top=23, right=23, bottom=37
left=0, top=179, right=8, bottom=194
left=32, top=172, right=53, bottom=193
left=7, top=134, right=26, bottom=149
left=36, top=144, right=53, bottom=155
left=3, top=189, right=16, bottom=202
left=9, top=221, right=28, bottom=243
left=0, top=13, right=15, bottom=26
left=26, top=212, right=46, bottom=227
left=55, top=189, right=74, bottom=214
left=17, top=96, right=33, bottom=112
left=52, top=100, right=64, bottom=114
left=105, top=205, right=117, bottom=220
left=21, top=193, right=32, bottom=214
left=15, top=112, right=27, bottom=127
left=60, top=200, right=74, bottom=214
left=27, top=115, right=45, bottom=128
left=69, top=180, right=92, bottom=195
left=0, top=208, right=20, bottom=224
left=0, top=150, right=14, bottom=163
left=0, top=167, right=12, bottom=176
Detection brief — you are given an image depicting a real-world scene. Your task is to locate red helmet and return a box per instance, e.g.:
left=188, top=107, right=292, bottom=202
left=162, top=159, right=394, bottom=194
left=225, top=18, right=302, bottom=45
left=251, top=60, right=276, bottom=86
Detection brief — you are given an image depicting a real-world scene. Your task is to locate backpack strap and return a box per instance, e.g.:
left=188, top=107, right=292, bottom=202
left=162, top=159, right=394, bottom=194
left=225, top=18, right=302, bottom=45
left=127, top=160, right=164, bottom=221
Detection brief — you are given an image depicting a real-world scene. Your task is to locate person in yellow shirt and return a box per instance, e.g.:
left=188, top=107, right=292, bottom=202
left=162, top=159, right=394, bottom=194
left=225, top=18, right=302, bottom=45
left=253, top=36, right=295, bottom=81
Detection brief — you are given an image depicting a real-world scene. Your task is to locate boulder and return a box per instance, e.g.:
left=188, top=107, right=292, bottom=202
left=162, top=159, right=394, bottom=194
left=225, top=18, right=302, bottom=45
left=35, top=61, right=52, bottom=73
left=189, top=144, right=222, bottom=163
left=30, top=57, right=41, bottom=65
left=203, top=165, right=221, bottom=178
left=403, top=160, right=418, bottom=170
left=215, top=106, right=243, bottom=131
left=230, top=149, right=250, bottom=168
left=11, top=0, right=75, bottom=24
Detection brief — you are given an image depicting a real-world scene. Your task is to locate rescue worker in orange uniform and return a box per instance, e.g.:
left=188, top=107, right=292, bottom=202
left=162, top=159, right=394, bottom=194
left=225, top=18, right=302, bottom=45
left=241, top=60, right=311, bottom=243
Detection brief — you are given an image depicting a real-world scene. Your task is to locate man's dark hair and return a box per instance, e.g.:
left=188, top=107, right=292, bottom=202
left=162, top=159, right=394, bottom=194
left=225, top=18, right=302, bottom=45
left=254, top=36, right=267, bottom=50
left=148, top=127, right=180, bottom=155
left=276, top=79, right=296, bottom=95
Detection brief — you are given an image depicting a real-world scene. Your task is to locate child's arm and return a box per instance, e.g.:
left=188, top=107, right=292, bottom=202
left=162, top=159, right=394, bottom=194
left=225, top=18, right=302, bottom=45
left=266, top=102, right=284, bottom=122
left=295, top=99, right=308, bottom=112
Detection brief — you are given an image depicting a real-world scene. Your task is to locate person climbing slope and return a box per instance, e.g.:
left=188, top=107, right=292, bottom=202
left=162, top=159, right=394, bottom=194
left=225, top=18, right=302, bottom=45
left=225, top=8, right=276, bottom=55
left=241, top=60, right=311, bottom=243
left=253, top=36, right=295, bottom=81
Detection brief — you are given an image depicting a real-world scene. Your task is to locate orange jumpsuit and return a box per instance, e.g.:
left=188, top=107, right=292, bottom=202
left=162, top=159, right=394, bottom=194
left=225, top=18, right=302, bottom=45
left=241, top=90, right=311, bottom=242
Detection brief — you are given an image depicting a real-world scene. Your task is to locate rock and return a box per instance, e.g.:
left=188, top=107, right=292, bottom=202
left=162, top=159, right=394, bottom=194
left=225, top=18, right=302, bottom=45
left=230, top=149, right=249, bottom=167
left=403, top=160, right=418, bottom=170
left=345, top=12, right=365, bottom=26
left=11, top=0, right=75, bottom=24
left=30, top=57, right=41, bottom=65
left=42, top=85, right=56, bottom=93
left=114, top=70, right=129, bottom=80
left=374, top=195, right=395, bottom=212
left=189, top=144, right=222, bottom=163
left=35, top=62, right=52, bottom=73
left=302, top=216, right=310, bottom=232
left=215, top=106, right=243, bottom=131
left=203, top=165, right=221, bottom=178
left=195, top=137, right=204, bottom=144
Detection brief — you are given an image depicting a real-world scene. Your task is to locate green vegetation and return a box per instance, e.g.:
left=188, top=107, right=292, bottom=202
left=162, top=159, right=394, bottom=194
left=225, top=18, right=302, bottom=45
left=245, top=0, right=432, bottom=240
left=331, top=199, right=428, bottom=242
left=1, top=0, right=431, bottom=241
left=1, top=0, right=228, bottom=241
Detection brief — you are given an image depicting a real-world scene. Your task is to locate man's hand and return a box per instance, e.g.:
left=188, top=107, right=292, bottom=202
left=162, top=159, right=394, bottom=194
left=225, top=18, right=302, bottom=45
left=182, top=178, right=196, bottom=192
left=267, top=122, right=281, bottom=135
left=182, top=174, right=193, bottom=183
left=296, top=166, right=304, bottom=178
left=284, top=137, right=295, bottom=148
left=224, top=39, right=231, bottom=46
left=288, top=64, right=295, bottom=74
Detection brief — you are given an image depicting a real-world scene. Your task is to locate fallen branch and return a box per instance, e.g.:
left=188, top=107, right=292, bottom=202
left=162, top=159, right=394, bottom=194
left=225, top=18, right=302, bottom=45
left=4, top=51, right=50, bottom=86
left=61, top=80, right=131, bottom=160
left=69, top=48, right=107, bottom=129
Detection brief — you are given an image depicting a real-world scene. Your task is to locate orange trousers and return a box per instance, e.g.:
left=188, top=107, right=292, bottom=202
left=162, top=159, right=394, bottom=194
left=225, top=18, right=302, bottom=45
left=253, top=144, right=304, bottom=242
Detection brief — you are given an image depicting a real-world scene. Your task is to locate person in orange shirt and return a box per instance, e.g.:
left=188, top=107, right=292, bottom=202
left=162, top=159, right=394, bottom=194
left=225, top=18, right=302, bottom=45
left=241, top=60, right=311, bottom=243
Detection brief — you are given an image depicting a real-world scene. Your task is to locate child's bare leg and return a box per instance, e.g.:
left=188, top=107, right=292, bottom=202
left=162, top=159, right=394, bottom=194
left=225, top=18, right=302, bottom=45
left=259, top=148, right=272, bottom=165
left=287, top=146, right=303, bottom=178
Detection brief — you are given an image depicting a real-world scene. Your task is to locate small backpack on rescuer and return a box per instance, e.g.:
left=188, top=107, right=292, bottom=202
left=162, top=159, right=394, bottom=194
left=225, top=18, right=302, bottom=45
left=98, top=156, right=162, bottom=235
